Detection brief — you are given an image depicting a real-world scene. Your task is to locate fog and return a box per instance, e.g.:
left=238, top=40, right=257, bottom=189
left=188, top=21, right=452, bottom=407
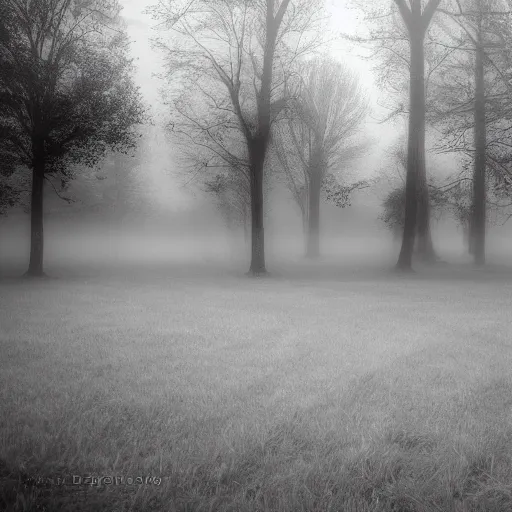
left=3, top=186, right=512, bottom=281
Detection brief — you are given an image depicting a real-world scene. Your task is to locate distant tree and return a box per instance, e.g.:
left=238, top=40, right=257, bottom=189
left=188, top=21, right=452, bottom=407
left=273, top=57, right=370, bottom=258
left=0, top=178, right=21, bottom=215
left=202, top=164, right=273, bottom=245
left=439, top=171, right=474, bottom=252
left=0, top=0, right=146, bottom=276
left=379, top=142, right=449, bottom=243
left=380, top=186, right=406, bottom=240
left=380, top=180, right=450, bottom=240
left=149, top=0, right=325, bottom=275
left=168, top=101, right=251, bottom=244
left=95, top=146, right=150, bottom=222
left=434, top=161, right=511, bottom=255
left=204, top=171, right=249, bottom=240
left=42, top=140, right=149, bottom=220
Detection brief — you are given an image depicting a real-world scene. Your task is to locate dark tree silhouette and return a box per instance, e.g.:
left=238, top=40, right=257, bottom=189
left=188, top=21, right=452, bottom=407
left=0, top=0, right=146, bottom=276
left=392, top=0, right=442, bottom=270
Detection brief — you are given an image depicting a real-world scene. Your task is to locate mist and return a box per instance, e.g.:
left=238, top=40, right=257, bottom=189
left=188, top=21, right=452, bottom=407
left=3, top=184, right=512, bottom=280
left=5, top=1, right=512, bottom=510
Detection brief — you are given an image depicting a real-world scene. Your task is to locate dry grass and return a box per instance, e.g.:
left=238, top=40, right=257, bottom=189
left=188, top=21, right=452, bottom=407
left=1, top=260, right=512, bottom=511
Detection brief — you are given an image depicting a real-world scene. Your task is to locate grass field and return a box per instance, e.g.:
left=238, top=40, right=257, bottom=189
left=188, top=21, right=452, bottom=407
left=2, top=240, right=512, bottom=511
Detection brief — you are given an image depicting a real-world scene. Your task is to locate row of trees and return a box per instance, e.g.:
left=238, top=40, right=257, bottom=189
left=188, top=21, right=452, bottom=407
left=149, top=0, right=371, bottom=274
left=1, top=0, right=371, bottom=278
left=197, top=57, right=371, bottom=259
left=358, top=0, right=512, bottom=270
left=154, top=0, right=512, bottom=274
left=4, top=0, right=512, bottom=276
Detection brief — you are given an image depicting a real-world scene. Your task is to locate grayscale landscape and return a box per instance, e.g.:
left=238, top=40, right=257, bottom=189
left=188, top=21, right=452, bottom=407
left=2, top=0, right=512, bottom=511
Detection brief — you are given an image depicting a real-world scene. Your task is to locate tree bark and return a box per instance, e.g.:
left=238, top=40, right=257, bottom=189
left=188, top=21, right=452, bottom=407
left=465, top=214, right=475, bottom=255
left=462, top=220, right=470, bottom=254
left=306, top=167, right=321, bottom=259
left=301, top=207, right=308, bottom=255
left=27, top=151, right=45, bottom=277
left=397, top=30, right=424, bottom=271
left=248, top=137, right=266, bottom=274
left=243, top=206, right=249, bottom=248
left=472, top=8, right=486, bottom=266
left=416, top=161, right=437, bottom=261
left=395, top=0, right=440, bottom=271
left=245, top=7, right=279, bottom=275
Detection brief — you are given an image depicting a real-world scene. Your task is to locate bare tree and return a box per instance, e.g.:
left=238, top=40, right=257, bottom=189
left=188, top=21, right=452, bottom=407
left=272, top=126, right=309, bottom=240
left=167, top=93, right=256, bottom=247
left=273, top=57, right=370, bottom=257
left=149, top=0, right=325, bottom=275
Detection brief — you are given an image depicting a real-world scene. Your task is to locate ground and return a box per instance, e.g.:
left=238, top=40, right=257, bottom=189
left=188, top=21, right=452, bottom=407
left=1, top=240, right=512, bottom=511
left=0, top=249, right=512, bottom=512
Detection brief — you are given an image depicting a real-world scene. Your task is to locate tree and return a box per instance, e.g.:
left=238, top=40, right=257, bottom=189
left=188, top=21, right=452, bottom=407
left=0, top=177, right=21, bottom=215
left=204, top=170, right=250, bottom=241
left=390, top=0, right=443, bottom=270
left=168, top=104, right=261, bottom=248
left=380, top=186, right=407, bottom=239
left=0, top=0, right=146, bottom=277
left=348, top=0, right=448, bottom=268
left=378, top=139, right=450, bottom=242
left=273, top=57, right=370, bottom=258
left=429, top=0, right=512, bottom=265
left=149, top=0, right=324, bottom=275
left=202, top=161, right=273, bottom=247
left=97, top=146, right=150, bottom=222
left=437, top=169, right=474, bottom=252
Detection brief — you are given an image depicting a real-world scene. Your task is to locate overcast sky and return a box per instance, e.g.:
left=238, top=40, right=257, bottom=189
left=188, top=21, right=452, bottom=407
left=120, top=1, right=377, bottom=107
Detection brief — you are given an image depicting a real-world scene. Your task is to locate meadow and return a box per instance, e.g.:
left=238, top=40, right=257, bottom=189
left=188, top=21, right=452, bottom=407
left=1, top=228, right=512, bottom=511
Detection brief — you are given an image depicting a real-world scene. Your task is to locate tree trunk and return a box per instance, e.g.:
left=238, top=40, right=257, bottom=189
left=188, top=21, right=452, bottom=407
left=416, top=163, right=437, bottom=261
left=243, top=206, right=250, bottom=258
left=306, top=168, right=321, bottom=259
left=301, top=206, right=308, bottom=255
left=462, top=220, right=470, bottom=254
left=243, top=1, right=292, bottom=275
left=466, top=215, right=475, bottom=255
left=27, top=155, right=45, bottom=277
left=397, top=31, right=425, bottom=271
left=243, top=208, right=249, bottom=247
left=248, top=138, right=266, bottom=274
left=472, top=11, right=486, bottom=266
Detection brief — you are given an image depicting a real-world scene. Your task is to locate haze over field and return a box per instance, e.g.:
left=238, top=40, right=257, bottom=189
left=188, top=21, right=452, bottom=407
left=3, top=1, right=512, bottom=511
left=3, top=198, right=512, bottom=278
